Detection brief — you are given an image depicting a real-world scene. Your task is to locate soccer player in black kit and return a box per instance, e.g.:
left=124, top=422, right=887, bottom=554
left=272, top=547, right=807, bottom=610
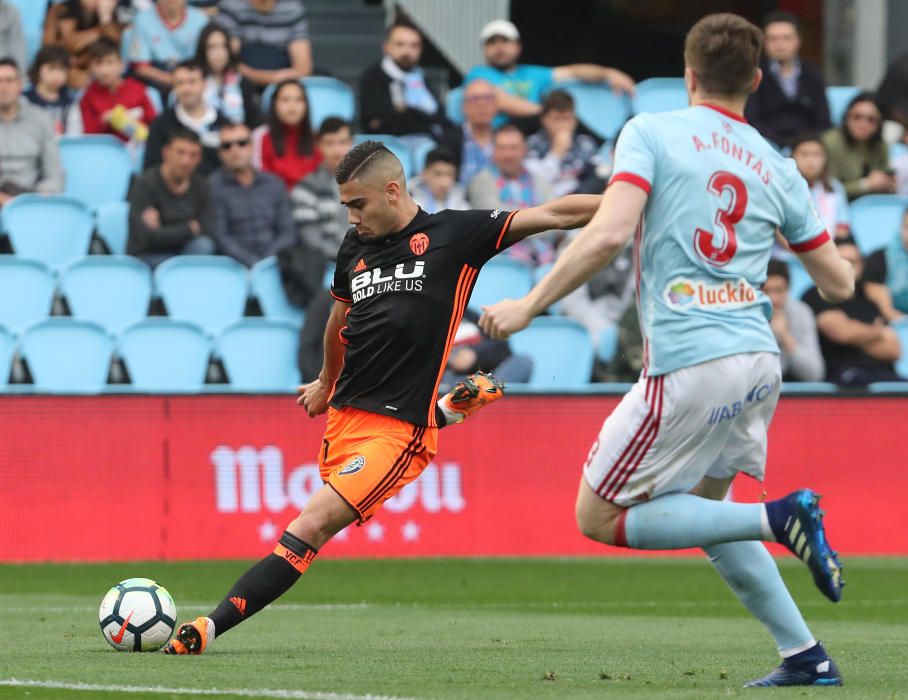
left=165, top=141, right=601, bottom=654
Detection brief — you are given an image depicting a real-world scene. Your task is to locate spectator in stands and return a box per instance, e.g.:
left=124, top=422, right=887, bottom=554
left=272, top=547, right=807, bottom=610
left=215, top=0, right=312, bottom=87
left=791, top=133, right=850, bottom=239
left=24, top=46, right=81, bottom=135
left=876, top=49, right=908, bottom=130
left=409, top=148, right=469, bottom=214
left=464, top=19, right=635, bottom=127
left=128, top=126, right=215, bottom=266
left=209, top=122, right=294, bottom=267
left=252, top=79, right=320, bottom=190
left=359, top=23, right=449, bottom=141
left=43, top=0, right=123, bottom=90
left=0, top=58, right=64, bottom=205
left=763, top=259, right=825, bottom=382
left=863, top=209, right=908, bottom=322
left=468, top=124, right=556, bottom=266
left=194, top=23, right=261, bottom=128
left=823, top=93, right=895, bottom=200
left=128, top=0, right=208, bottom=93
left=0, top=2, right=26, bottom=76
left=803, top=237, right=903, bottom=386
left=526, top=90, right=600, bottom=197
left=145, top=60, right=230, bottom=175
left=744, top=12, right=830, bottom=149
left=442, top=79, right=496, bottom=187
left=894, top=134, right=908, bottom=197
left=81, top=38, right=156, bottom=144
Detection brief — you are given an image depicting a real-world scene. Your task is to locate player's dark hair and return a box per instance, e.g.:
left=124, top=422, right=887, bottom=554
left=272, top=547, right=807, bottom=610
left=165, top=125, right=202, bottom=147
left=173, top=59, right=204, bottom=75
left=28, top=45, right=70, bottom=85
left=684, top=13, right=763, bottom=98
left=790, top=132, right=834, bottom=193
left=841, top=92, right=883, bottom=147
left=424, top=147, right=456, bottom=169
left=762, top=10, right=800, bottom=32
left=318, top=116, right=351, bottom=138
left=268, top=79, right=315, bottom=158
left=335, top=140, right=400, bottom=184
left=766, top=259, right=790, bottom=284
left=385, top=22, right=421, bottom=41
left=0, top=57, right=21, bottom=75
left=194, top=23, right=239, bottom=76
left=541, top=90, right=575, bottom=116
left=493, top=123, right=525, bottom=141
left=86, top=37, right=119, bottom=63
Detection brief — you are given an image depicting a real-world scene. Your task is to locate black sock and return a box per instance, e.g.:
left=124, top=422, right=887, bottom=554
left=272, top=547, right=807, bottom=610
left=208, top=531, right=317, bottom=638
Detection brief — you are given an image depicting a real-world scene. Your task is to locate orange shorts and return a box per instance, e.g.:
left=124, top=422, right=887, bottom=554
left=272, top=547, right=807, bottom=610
left=319, top=406, right=438, bottom=523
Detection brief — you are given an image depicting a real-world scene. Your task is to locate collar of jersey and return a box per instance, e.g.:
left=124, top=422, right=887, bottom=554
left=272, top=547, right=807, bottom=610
left=357, top=207, right=430, bottom=245
left=697, top=102, right=748, bottom=124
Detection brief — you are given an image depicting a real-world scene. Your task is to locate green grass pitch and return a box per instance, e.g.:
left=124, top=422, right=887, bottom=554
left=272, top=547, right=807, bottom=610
left=1, top=558, right=906, bottom=699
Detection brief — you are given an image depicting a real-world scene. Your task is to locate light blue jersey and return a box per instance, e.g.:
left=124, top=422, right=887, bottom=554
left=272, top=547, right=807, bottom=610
left=611, top=103, right=829, bottom=376
left=129, top=6, right=209, bottom=70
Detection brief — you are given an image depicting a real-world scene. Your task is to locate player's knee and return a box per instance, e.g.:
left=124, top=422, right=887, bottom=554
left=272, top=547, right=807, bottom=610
left=575, top=505, right=618, bottom=545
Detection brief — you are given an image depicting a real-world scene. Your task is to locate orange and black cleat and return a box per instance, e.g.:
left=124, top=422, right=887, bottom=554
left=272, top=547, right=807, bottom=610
left=439, top=370, right=505, bottom=425
left=162, top=616, right=210, bottom=655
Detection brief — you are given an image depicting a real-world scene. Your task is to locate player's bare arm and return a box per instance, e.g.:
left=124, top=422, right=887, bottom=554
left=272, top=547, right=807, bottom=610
left=502, top=193, right=602, bottom=245
left=297, top=300, right=350, bottom=416
left=795, top=241, right=855, bottom=304
left=481, top=182, right=647, bottom=339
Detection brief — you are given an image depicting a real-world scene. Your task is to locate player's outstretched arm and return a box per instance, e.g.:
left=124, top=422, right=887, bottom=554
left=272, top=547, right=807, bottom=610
left=796, top=241, right=855, bottom=304
left=502, top=193, right=602, bottom=245
left=298, top=300, right=350, bottom=416
left=481, top=182, right=646, bottom=339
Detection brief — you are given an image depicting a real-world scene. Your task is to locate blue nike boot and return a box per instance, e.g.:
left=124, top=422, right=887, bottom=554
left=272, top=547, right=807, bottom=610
left=765, top=489, right=844, bottom=602
left=745, top=642, right=843, bottom=687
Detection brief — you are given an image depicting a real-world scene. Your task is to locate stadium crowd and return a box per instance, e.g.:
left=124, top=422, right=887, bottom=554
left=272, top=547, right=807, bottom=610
left=0, top=2, right=907, bottom=388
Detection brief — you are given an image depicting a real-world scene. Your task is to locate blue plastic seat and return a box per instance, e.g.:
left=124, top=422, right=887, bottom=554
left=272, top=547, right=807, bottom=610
left=60, top=256, right=152, bottom=333
left=826, top=86, right=861, bottom=126
left=412, top=138, right=439, bottom=173
left=849, top=195, right=908, bottom=256
left=786, top=258, right=814, bottom=301
left=353, top=134, right=416, bottom=177
left=7, top=0, right=47, bottom=62
left=597, top=324, right=619, bottom=364
left=633, top=77, right=688, bottom=115
left=895, top=321, right=908, bottom=378
left=550, top=81, right=631, bottom=141
left=446, top=86, right=464, bottom=124
left=2, top=195, right=94, bottom=268
left=217, top=319, right=301, bottom=390
left=779, top=382, right=839, bottom=395
left=0, top=257, right=55, bottom=332
left=20, top=319, right=112, bottom=393
left=250, top=257, right=305, bottom=326
left=59, top=136, right=132, bottom=208
left=153, top=256, right=249, bottom=334
left=509, top=317, right=594, bottom=388
left=0, top=326, right=15, bottom=386
left=261, top=76, right=355, bottom=129
left=95, top=201, right=130, bottom=254
left=469, top=258, right=533, bottom=312
left=119, top=319, right=211, bottom=392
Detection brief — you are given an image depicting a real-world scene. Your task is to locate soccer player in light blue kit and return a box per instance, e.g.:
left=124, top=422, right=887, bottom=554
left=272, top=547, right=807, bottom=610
left=481, top=13, right=854, bottom=687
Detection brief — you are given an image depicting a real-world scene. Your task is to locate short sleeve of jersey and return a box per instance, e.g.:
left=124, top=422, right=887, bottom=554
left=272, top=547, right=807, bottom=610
left=609, top=115, right=657, bottom=194
left=780, top=165, right=831, bottom=252
left=863, top=249, right=887, bottom=284
left=128, top=12, right=152, bottom=63
left=446, top=208, right=517, bottom=267
left=330, top=231, right=356, bottom=303
left=464, top=66, right=501, bottom=87
left=522, top=65, right=554, bottom=98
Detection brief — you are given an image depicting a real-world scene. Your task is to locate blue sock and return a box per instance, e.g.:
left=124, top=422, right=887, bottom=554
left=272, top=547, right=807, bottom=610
left=623, top=493, right=770, bottom=549
left=706, top=541, right=815, bottom=656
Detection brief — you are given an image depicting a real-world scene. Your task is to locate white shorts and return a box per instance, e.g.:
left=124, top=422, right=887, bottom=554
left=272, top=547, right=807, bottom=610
left=583, top=352, right=781, bottom=507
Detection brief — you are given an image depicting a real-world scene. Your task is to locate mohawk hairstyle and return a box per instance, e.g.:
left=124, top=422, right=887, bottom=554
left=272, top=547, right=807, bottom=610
left=334, top=140, right=403, bottom=185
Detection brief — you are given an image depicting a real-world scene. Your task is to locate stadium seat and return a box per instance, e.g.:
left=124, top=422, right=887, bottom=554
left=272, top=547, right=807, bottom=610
left=509, top=317, right=594, bottom=388
left=153, top=256, right=249, bottom=334
left=786, top=258, right=814, bottom=301
left=59, top=136, right=132, bottom=208
left=119, top=319, right=211, bottom=391
left=20, top=319, right=113, bottom=393
left=0, top=257, right=55, bottom=332
left=826, top=86, right=861, bottom=126
left=7, top=0, right=47, bottom=62
left=780, top=382, right=839, bottom=394
left=632, top=77, right=688, bottom=115
left=324, top=262, right=336, bottom=289
left=469, top=257, right=533, bottom=312
left=250, top=257, right=305, bottom=326
left=261, top=76, right=355, bottom=129
left=353, top=134, right=415, bottom=177
left=95, top=201, right=130, bottom=255
left=145, top=85, right=164, bottom=115
left=890, top=142, right=908, bottom=162
left=60, top=256, right=152, bottom=333
left=849, top=195, right=908, bottom=255
left=597, top=324, right=619, bottom=364
left=894, top=321, right=908, bottom=378
left=217, top=319, right=301, bottom=390
left=2, top=195, right=94, bottom=269
left=0, top=325, right=15, bottom=386
left=445, top=86, right=464, bottom=124
left=550, top=81, right=631, bottom=141
left=412, top=138, right=438, bottom=172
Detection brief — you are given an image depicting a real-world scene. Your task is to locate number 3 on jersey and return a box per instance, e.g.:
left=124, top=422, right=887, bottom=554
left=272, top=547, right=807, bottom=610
left=694, top=171, right=748, bottom=267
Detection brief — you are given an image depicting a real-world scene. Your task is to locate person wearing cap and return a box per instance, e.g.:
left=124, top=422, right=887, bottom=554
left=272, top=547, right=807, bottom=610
left=464, top=19, right=635, bottom=127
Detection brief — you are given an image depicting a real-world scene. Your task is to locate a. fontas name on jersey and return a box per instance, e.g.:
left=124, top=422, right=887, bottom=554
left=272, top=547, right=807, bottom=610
left=351, top=261, right=425, bottom=302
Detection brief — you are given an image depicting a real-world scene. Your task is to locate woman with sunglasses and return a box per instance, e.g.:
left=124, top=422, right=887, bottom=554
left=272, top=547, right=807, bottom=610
left=822, top=92, right=895, bottom=200
left=194, top=23, right=261, bottom=128
left=252, top=79, right=321, bottom=191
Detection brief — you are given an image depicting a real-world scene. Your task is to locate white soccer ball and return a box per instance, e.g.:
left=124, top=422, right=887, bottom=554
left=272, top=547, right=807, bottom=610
left=98, top=577, right=177, bottom=652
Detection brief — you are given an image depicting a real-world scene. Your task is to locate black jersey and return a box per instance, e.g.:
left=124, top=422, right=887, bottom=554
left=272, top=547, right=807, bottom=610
left=329, top=207, right=517, bottom=427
